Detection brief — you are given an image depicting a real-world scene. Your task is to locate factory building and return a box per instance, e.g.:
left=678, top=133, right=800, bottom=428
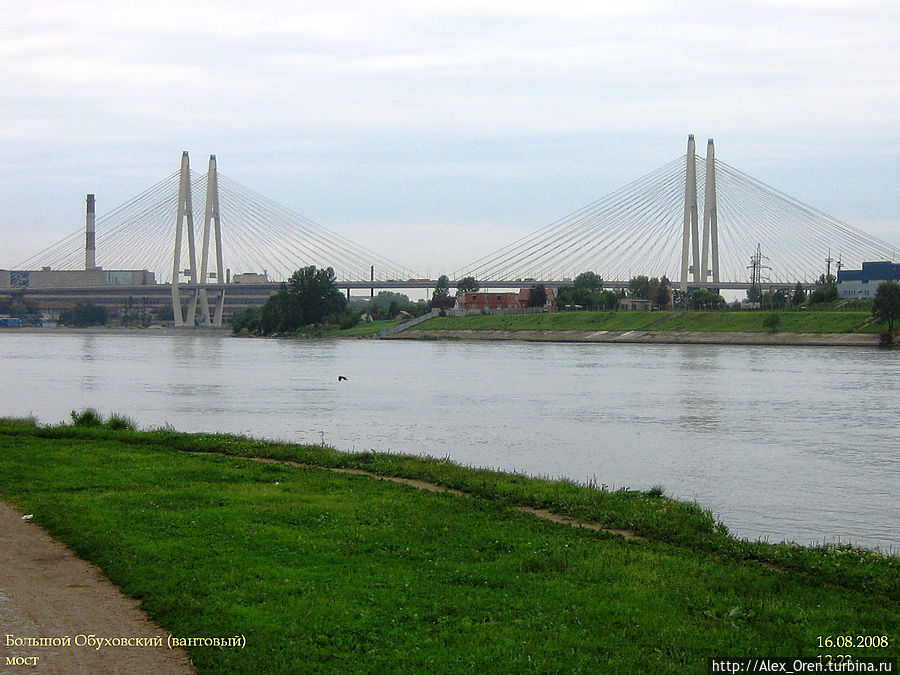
left=0, top=268, right=155, bottom=289
left=837, top=261, right=900, bottom=299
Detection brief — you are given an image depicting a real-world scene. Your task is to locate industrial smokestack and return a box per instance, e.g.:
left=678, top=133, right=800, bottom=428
left=85, top=194, right=96, bottom=270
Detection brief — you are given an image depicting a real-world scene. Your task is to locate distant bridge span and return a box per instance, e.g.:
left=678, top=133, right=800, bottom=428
left=2, top=279, right=813, bottom=322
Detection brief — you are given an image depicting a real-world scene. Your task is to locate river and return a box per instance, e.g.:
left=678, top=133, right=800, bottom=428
left=1, top=330, right=897, bottom=552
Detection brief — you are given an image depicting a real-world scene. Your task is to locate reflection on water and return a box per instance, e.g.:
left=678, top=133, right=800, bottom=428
left=0, top=331, right=898, bottom=552
left=80, top=334, right=97, bottom=363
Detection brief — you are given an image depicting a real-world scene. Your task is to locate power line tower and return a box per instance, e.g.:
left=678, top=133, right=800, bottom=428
left=747, top=243, right=771, bottom=301
left=824, top=248, right=841, bottom=283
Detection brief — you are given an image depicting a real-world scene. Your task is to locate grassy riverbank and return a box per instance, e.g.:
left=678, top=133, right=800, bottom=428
left=0, top=418, right=896, bottom=672
left=412, top=310, right=884, bottom=334
left=321, top=318, right=402, bottom=337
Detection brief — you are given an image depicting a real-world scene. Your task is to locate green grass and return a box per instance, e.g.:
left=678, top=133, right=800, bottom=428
left=325, top=319, right=402, bottom=337
left=0, top=420, right=897, bottom=673
left=413, top=310, right=884, bottom=334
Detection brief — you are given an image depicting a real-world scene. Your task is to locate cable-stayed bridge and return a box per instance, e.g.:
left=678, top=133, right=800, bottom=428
left=455, top=136, right=897, bottom=291
left=18, top=154, right=417, bottom=287
left=7, top=137, right=898, bottom=325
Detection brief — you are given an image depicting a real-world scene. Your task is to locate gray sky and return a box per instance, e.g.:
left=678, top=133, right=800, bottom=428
left=2, top=0, right=898, bottom=275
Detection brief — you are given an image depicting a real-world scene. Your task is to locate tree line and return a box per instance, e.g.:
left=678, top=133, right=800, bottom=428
left=5, top=265, right=898, bottom=341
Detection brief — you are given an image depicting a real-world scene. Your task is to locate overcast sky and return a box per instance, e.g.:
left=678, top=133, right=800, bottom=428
left=2, top=0, right=898, bottom=275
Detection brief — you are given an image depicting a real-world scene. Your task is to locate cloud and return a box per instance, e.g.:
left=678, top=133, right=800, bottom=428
left=1, top=0, right=898, bottom=270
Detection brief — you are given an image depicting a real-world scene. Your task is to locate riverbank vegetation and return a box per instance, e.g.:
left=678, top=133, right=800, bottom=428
left=231, top=268, right=430, bottom=337
left=0, top=417, right=896, bottom=673
left=873, top=280, right=900, bottom=343
left=232, top=266, right=358, bottom=335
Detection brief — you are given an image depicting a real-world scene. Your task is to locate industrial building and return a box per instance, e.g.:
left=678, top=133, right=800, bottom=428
left=0, top=268, right=155, bottom=289
left=837, top=261, right=900, bottom=299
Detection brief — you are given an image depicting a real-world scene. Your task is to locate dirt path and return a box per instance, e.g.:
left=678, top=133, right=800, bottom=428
left=245, top=455, right=649, bottom=541
left=0, top=500, right=194, bottom=675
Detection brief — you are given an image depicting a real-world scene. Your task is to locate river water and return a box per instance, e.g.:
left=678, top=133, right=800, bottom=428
left=1, top=331, right=897, bottom=552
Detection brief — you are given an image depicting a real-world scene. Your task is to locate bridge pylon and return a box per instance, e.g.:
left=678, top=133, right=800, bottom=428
left=171, top=151, right=199, bottom=326
left=197, top=155, right=225, bottom=326
left=680, top=135, right=720, bottom=295
left=702, top=138, right=719, bottom=286
left=680, top=135, right=700, bottom=294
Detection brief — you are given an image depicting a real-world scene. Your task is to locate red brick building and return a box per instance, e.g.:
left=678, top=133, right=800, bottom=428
left=461, top=292, right=519, bottom=310
left=461, top=288, right=556, bottom=311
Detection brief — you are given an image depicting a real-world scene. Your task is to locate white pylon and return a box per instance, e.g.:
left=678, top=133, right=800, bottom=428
left=680, top=135, right=700, bottom=295
left=198, top=154, right=225, bottom=326
left=701, top=138, right=719, bottom=285
left=171, top=151, right=198, bottom=326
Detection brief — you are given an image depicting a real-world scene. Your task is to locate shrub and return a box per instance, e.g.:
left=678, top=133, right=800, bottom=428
left=762, top=312, right=782, bottom=331
left=104, top=413, right=137, bottom=431
left=70, top=408, right=104, bottom=427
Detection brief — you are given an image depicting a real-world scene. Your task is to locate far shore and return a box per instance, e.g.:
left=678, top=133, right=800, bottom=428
left=388, top=328, right=883, bottom=347
left=1, top=325, right=230, bottom=336
left=1, top=322, right=889, bottom=347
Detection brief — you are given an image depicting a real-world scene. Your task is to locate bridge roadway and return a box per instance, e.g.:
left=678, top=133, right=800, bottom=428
left=2, top=279, right=807, bottom=320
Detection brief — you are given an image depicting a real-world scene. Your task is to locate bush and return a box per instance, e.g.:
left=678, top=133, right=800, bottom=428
left=231, top=307, right=260, bottom=334
left=104, top=413, right=137, bottom=431
left=325, top=309, right=361, bottom=330
left=69, top=409, right=137, bottom=431
left=69, top=302, right=108, bottom=327
left=70, top=408, right=104, bottom=427
left=762, top=312, right=782, bottom=331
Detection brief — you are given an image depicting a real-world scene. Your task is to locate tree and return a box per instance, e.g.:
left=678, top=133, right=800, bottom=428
left=647, top=277, right=671, bottom=309
left=456, top=276, right=479, bottom=293
left=252, top=266, right=349, bottom=335
left=232, top=307, right=260, bottom=333
left=770, top=289, right=788, bottom=310
left=598, top=290, right=620, bottom=310
left=688, top=288, right=711, bottom=310
left=433, top=275, right=450, bottom=300
left=628, top=275, right=650, bottom=299
left=809, top=274, right=838, bottom=304
left=689, top=289, right=726, bottom=310
left=366, top=291, right=419, bottom=319
left=287, top=266, right=347, bottom=323
left=527, top=284, right=547, bottom=308
left=872, top=280, right=900, bottom=340
left=68, top=302, right=107, bottom=327
left=792, top=282, right=807, bottom=306
left=573, top=271, right=603, bottom=291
